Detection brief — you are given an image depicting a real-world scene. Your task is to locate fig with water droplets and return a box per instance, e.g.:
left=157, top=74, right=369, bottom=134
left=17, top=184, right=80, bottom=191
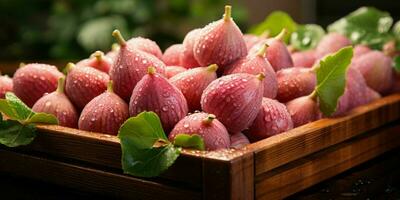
left=285, top=94, right=320, bottom=127
left=169, top=113, right=230, bottom=151
left=193, top=5, right=247, bottom=69
left=181, top=28, right=201, bottom=68
left=129, top=67, right=188, bottom=132
left=170, top=64, right=218, bottom=111
left=224, top=43, right=277, bottom=98
left=353, top=44, right=371, bottom=58
left=201, top=73, right=264, bottom=133
left=0, top=74, right=13, bottom=98
left=292, top=50, right=316, bottom=68
left=32, top=77, right=78, bottom=128
left=245, top=98, right=293, bottom=142
left=79, top=81, right=128, bottom=135
left=13, top=63, right=64, bottom=107
left=243, top=31, right=269, bottom=50
left=276, top=67, right=316, bottom=103
left=165, top=66, right=187, bottom=79
left=76, top=51, right=113, bottom=73
left=316, top=33, right=351, bottom=59
left=65, top=63, right=109, bottom=110
left=127, top=37, right=163, bottom=59
left=163, top=44, right=183, bottom=66
left=110, top=30, right=166, bottom=101
left=230, top=132, right=250, bottom=149
left=105, top=43, right=120, bottom=61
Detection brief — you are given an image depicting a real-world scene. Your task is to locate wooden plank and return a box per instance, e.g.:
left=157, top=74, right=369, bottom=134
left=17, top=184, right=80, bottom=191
left=254, top=123, right=400, bottom=200
left=250, top=94, right=400, bottom=176
left=0, top=149, right=201, bottom=200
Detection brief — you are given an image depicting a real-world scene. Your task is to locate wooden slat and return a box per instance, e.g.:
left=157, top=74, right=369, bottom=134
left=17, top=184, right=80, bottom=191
left=249, top=94, right=400, bottom=176
left=254, top=123, right=400, bottom=200
left=0, top=149, right=201, bottom=200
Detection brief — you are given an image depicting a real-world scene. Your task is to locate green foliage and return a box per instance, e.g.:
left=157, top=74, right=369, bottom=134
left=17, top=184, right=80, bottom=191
left=173, top=134, right=205, bottom=150
left=290, top=24, right=325, bottom=51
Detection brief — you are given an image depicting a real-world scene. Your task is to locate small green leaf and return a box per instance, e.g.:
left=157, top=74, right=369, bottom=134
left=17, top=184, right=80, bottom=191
left=316, top=46, right=353, bottom=116
left=249, top=11, right=297, bottom=42
left=393, top=56, right=400, bottom=73
left=27, top=113, right=59, bottom=125
left=0, top=119, right=36, bottom=147
left=173, top=134, right=205, bottom=151
left=290, top=24, right=325, bottom=51
left=5, top=92, right=34, bottom=121
left=118, top=112, right=167, bottom=149
left=0, top=99, right=19, bottom=120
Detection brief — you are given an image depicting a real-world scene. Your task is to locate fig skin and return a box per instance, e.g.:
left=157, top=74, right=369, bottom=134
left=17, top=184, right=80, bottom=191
left=245, top=98, right=293, bottom=142
left=79, top=82, right=129, bottom=135
left=165, top=66, right=187, bottom=79
left=127, top=37, right=163, bottom=59
left=224, top=43, right=277, bottom=98
left=286, top=95, right=320, bottom=128
left=181, top=28, right=201, bottom=68
left=13, top=63, right=64, bottom=107
left=276, top=67, right=317, bottom=103
left=0, top=75, right=13, bottom=99
left=32, top=78, right=78, bottom=128
left=264, top=30, right=294, bottom=71
left=193, top=6, right=247, bottom=69
left=169, top=113, right=230, bottom=151
left=230, top=132, right=250, bottom=149
left=129, top=67, right=188, bottom=132
left=110, top=30, right=166, bottom=101
left=201, top=73, right=264, bottom=133
left=316, top=33, right=352, bottom=59
left=76, top=51, right=112, bottom=73
left=353, top=44, right=371, bottom=58
left=243, top=33, right=269, bottom=50
left=170, top=64, right=218, bottom=112
left=163, top=44, right=184, bottom=66
left=292, top=50, right=316, bottom=68
left=65, top=63, right=109, bottom=110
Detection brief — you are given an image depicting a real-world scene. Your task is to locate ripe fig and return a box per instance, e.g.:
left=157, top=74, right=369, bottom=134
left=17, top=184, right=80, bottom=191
left=201, top=73, right=264, bottom=133
left=245, top=98, right=293, bottom=142
left=224, top=43, right=278, bottom=98
left=65, top=63, right=109, bottom=110
left=285, top=94, right=320, bottom=127
left=127, top=37, right=163, bottom=59
left=110, top=30, right=166, bottom=101
left=32, top=77, right=78, bottom=128
left=165, top=66, right=187, bottom=79
left=105, top=43, right=120, bottom=61
left=181, top=28, right=201, bottom=68
left=292, top=50, right=316, bottom=68
left=169, top=113, right=230, bottom=151
left=79, top=81, right=129, bottom=135
left=76, top=51, right=112, bottom=73
left=129, top=67, right=188, bottom=132
left=193, top=6, right=247, bottom=69
left=353, top=44, right=371, bottom=58
left=276, top=67, right=316, bottom=103
left=316, top=33, right=351, bottom=59
left=243, top=31, right=269, bottom=50
left=13, top=63, right=64, bottom=107
left=163, top=44, right=183, bottom=66
left=0, top=74, right=13, bottom=99
left=230, top=132, right=250, bottom=149
left=170, top=64, right=218, bottom=111
left=263, top=29, right=294, bottom=71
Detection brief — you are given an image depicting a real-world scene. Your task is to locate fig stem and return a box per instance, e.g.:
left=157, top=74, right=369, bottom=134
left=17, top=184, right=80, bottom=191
left=111, top=43, right=120, bottom=52
left=206, top=64, right=219, bottom=72
left=311, top=62, right=320, bottom=72
left=56, top=77, right=65, bottom=93
left=107, top=81, right=113, bottom=93
left=257, top=43, right=269, bottom=57
left=64, top=62, right=75, bottom=74
left=260, top=30, right=270, bottom=39
left=93, top=51, right=104, bottom=62
left=256, top=73, right=266, bottom=81
left=223, top=5, right=232, bottom=21
left=148, top=66, right=156, bottom=75
left=19, top=63, right=26, bottom=68
left=202, top=114, right=216, bottom=125
left=112, top=30, right=126, bottom=46
left=309, top=90, right=318, bottom=101
left=275, top=28, right=288, bottom=41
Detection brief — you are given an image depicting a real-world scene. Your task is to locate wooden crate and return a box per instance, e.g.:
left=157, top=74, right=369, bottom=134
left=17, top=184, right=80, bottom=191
left=0, top=93, right=399, bottom=200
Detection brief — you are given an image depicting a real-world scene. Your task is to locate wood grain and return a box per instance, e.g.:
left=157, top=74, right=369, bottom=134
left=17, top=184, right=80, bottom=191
left=254, top=122, right=400, bottom=200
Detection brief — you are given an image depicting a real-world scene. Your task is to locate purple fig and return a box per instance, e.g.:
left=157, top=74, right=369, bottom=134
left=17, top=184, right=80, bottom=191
left=163, top=44, right=183, bottom=66
left=316, top=33, right=351, bottom=59
left=0, top=74, right=13, bottom=99
left=169, top=113, right=230, bottom=151
left=276, top=67, right=316, bottom=103
left=230, top=132, right=250, bottom=149
left=129, top=67, right=188, bottom=132
left=181, top=28, right=201, bottom=68
left=76, top=51, right=112, bottom=73
left=292, top=50, right=316, bottom=68
left=165, top=66, right=187, bottom=79
left=285, top=94, right=320, bottom=127
left=127, top=37, right=163, bottom=59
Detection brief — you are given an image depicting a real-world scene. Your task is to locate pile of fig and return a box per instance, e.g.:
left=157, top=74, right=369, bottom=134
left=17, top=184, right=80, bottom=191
left=2, top=5, right=399, bottom=151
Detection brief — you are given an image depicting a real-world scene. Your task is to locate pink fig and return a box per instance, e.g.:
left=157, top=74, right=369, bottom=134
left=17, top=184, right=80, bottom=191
left=285, top=94, right=320, bottom=128
left=316, top=33, right=352, bottom=59
left=105, top=43, right=120, bottom=62
left=230, top=132, right=250, bottom=149
left=32, top=77, right=78, bottom=128
left=181, top=28, right=201, bottom=68
left=169, top=113, right=230, bottom=151
left=193, top=6, right=247, bottom=69
left=65, top=63, right=109, bottom=110
left=170, top=64, right=218, bottom=111
left=353, top=44, right=371, bottom=58
left=0, top=74, right=13, bottom=99
left=129, top=67, right=188, bottom=132
left=165, top=66, right=187, bottom=79
left=79, top=81, right=129, bottom=135
left=13, top=63, right=64, bottom=107
left=201, top=73, right=264, bottom=133
left=127, top=37, right=163, bottom=59
left=276, top=67, right=316, bottom=103
left=292, top=50, right=316, bottom=68
left=110, top=30, right=166, bottom=101
left=243, top=31, right=269, bottom=50
left=76, top=51, right=112, bottom=73
left=163, top=44, right=183, bottom=66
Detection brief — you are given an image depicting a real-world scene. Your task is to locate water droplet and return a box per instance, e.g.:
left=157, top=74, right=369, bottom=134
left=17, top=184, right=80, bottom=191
left=45, top=101, right=52, bottom=107
left=142, top=60, right=148, bottom=64
left=183, top=123, right=190, bottom=128
left=91, top=118, right=96, bottom=122
left=39, top=76, right=45, bottom=81
left=33, top=75, right=38, bottom=79
left=162, top=105, right=168, bottom=112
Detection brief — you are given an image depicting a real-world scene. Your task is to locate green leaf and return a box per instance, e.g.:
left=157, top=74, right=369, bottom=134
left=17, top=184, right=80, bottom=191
left=0, top=99, right=19, bottom=120
left=5, top=92, right=34, bottom=121
left=0, top=118, right=37, bottom=147
left=316, top=46, right=353, bottom=116
left=118, top=112, right=167, bottom=149
left=393, top=56, right=400, bottom=73
left=27, top=113, right=59, bottom=125
left=290, top=24, right=325, bottom=51
left=249, top=11, right=297, bottom=43
left=328, top=7, right=393, bottom=49
left=173, top=134, right=205, bottom=151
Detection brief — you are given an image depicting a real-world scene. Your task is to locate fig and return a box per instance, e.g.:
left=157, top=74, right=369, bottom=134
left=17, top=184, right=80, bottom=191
left=243, top=31, right=269, bottom=50
left=105, top=43, right=120, bottom=62
left=169, top=113, right=230, bottom=151
left=170, top=64, right=218, bottom=111
left=276, top=67, right=316, bottom=103
left=316, top=33, right=351, bottom=59
left=263, top=29, right=294, bottom=71
left=129, top=67, right=188, bottom=132
left=13, top=63, right=64, bottom=107
left=193, top=5, right=247, bottom=69
left=0, top=74, right=13, bottom=99
left=65, top=63, right=109, bottom=110
left=285, top=94, right=320, bottom=127
left=292, top=50, right=316, bottom=68
left=127, top=37, right=163, bottom=59
left=230, top=132, right=250, bottom=149
left=201, top=73, right=264, bottom=133
left=165, top=66, right=187, bottom=79
left=32, top=77, right=78, bottom=128
left=245, top=98, right=293, bottom=142
left=76, top=51, right=112, bottom=73
left=224, top=43, right=278, bottom=98
left=79, top=81, right=129, bottom=135
left=110, top=30, right=166, bottom=101
left=353, top=44, right=371, bottom=58
left=181, top=28, right=201, bottom=68
left=163, top=44, right=183, bottom=66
